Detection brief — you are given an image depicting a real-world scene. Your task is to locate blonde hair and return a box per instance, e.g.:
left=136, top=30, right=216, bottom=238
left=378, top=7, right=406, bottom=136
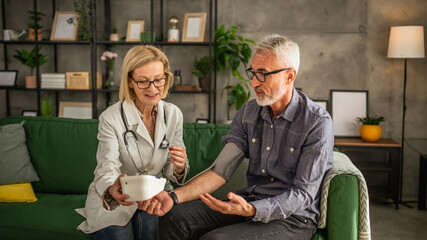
left=119, top=45, right=173, bottom=103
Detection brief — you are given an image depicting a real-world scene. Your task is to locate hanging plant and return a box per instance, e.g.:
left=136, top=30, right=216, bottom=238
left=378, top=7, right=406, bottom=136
left=73, top=0, right=93, bottom=41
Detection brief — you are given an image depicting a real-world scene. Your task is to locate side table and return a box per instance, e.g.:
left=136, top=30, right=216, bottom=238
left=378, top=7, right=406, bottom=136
left=334, top=138, right=402, bottom=209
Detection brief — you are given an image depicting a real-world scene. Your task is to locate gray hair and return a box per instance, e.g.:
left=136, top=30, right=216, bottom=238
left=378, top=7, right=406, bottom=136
left=255, top=34, right=300, bottom=72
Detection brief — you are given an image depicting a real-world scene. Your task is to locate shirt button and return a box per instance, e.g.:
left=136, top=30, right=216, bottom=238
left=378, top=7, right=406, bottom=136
left=270, top=124, right=273, bottom=128
left=252, top=138, right=256, bottom=143
left=266, top=147, right=270, bottom=151
left=270, top=177, right=274, bottom=182
left=290, top=147, right=294, bottom=152
left=262, top=169, right=265, bottom=173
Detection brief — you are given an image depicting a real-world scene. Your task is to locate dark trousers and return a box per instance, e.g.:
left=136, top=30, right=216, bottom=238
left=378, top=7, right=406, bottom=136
left=158, top=200, right=317, bottom=240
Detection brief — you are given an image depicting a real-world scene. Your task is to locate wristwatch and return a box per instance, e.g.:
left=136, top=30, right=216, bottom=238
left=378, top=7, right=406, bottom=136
left=168, top=190, right=179, bottom=206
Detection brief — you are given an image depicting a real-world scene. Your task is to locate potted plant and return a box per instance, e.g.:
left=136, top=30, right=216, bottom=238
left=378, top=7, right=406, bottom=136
left=28, top=10, right=45, bottom=41
left=110, top=27, right=120, bottom=41
left=13, top=46, right=48, bottom=89
left=214, top=25, right=254, bottom=119
left=356, top=114, right=385, bottom=142
left=192, top=56, right=211, bottom=91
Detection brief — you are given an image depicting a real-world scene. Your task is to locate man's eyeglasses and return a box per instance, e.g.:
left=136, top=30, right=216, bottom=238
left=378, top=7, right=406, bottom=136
left=129, top=75, right=166, bottom=89
left=246, top=67, right=292, bottom=82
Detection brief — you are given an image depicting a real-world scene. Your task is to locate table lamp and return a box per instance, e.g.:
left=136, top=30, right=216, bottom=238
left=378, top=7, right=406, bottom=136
left=387, top=25, right=425, bottom=207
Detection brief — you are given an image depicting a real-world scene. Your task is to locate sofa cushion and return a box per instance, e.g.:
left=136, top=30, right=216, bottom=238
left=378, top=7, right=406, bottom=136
left=0, top=183, right=37, bottom=202
left=0, top=117, right=98, bottom=194
left=0, top=121, right=39, bottom=185
left=0, top=193, right=91, bottom=240
left=182, top=123, right=230, bottom=180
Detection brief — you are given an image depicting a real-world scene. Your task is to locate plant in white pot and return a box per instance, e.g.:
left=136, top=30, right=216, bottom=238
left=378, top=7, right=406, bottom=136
left=192, top=56, right=211, bottom=91
left=13, top=46, right=48, bottom=89
left=214, top=25, right=254, bottom=120
left=356, top=114, right=385, bottom=142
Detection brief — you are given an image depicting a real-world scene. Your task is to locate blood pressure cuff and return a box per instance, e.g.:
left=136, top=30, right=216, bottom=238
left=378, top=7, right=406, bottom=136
left=209, top=143, right=245, bottom=181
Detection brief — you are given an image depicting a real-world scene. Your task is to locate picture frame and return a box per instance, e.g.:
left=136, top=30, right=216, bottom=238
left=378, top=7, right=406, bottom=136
left=58, top=101, right=92, bottom=119
left=21, top=110, right=38, bottom=117
left=50, top=11, right=79, bottom=41
left=182, top=12, right=207, bottom=42
left=0, top=70, right=18, bottom=88
left=126, top=21, right=145, bottom=41
left=313, top=99, right=328, bottom=112
left=330, top=90, right=368, bottom=137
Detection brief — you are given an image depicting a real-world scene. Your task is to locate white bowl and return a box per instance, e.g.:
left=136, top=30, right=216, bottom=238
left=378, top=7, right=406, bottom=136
left=120, top=175, right=166, bottom=202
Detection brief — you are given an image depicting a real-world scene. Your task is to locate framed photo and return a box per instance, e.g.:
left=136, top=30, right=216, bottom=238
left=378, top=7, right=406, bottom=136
left=126, top=21, right=145, bottom=41
left=58, top=101, right=92, bottom=119
left=330, top=90, right=368, bottom=137
left=182, top=12, right=207, bottom=42
left=50, top=11, right=79, bottom=41
left=313, top=99, right=328, bottom=112
left=22, top=110, right=38, bottom=117
left=196, top=118, right=209, bottom=124
left=0, top=70, right=18, bottom=88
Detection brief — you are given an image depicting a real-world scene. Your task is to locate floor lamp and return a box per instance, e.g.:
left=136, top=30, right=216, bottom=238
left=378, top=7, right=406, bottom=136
left=387, top=26, right=425, bottom=207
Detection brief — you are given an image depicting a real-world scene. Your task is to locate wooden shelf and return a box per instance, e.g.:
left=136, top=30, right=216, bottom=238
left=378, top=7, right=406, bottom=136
left=334, top=137, right=401, bottom=148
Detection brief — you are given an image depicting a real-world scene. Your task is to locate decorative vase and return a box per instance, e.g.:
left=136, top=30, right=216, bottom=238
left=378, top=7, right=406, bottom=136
left=25, top=76, right=37, bottom=89
left=28, top=29, right=42, bottom=41
left=198, top=77, right=210, bottom=91
left=360, top=124, right=382, bottom=142
left=110, top=33, right=120, bottom=41
left=105, top=69, right=115, bottom=88
left=41, top=96, right=53, bottom=116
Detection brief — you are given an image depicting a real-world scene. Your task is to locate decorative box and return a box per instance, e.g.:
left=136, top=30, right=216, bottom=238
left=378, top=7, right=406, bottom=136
left=66, top=72, right=102, bottom=90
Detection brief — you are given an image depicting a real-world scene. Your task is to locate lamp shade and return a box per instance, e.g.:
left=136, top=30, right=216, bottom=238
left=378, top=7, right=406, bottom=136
left=387, top=26, right=425, bottom=58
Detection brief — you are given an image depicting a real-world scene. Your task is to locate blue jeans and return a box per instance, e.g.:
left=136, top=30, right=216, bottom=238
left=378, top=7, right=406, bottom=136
left=92, top=210, right=158, bottom=240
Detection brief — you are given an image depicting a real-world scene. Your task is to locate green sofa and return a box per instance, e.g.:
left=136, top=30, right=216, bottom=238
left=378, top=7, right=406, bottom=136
left=0, top=116, right=359, bottom=240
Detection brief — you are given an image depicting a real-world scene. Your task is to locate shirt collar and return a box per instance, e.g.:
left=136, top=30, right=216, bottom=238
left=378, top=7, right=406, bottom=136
left=260, top=87, right=300, bottom=122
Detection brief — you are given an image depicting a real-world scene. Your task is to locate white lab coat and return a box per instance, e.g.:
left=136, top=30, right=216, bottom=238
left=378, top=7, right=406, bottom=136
left=76, top=100, right=189, bottom=233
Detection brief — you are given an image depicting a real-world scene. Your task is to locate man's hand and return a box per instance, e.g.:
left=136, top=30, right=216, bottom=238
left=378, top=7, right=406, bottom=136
left=109, top=174, right=135, bottom=206
left=138, top=191, right=174, bottom=216
left=199, top=192, right=256, bottom=217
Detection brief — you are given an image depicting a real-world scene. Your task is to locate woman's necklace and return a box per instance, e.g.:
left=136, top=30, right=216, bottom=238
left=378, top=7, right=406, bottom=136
left=137, top=106, right=158, bottom=138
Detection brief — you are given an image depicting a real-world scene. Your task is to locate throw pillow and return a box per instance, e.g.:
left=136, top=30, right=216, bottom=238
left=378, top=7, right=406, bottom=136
left=0, top=121, right=40, bottom=185
left=0, top=183, right=37, bottom=202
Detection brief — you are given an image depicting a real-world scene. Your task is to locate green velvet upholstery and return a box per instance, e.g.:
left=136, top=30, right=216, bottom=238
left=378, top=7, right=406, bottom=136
left=0, top=116, right=359, bottom=240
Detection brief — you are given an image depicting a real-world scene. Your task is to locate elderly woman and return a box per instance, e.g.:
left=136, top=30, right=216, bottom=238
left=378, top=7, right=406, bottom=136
left=76, top=45, right=189, bottom=240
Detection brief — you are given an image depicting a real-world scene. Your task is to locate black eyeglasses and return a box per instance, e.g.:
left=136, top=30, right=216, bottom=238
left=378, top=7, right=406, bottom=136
left=129, top=75, right=166, bottom=89
left=246, top=67, right=291, bottom=82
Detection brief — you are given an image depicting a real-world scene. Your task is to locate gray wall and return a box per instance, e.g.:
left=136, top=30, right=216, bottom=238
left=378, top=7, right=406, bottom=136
left=0, top=0, right=426, bottom=199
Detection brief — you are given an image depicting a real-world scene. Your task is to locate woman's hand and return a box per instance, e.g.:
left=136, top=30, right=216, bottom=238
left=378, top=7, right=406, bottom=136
left=109, top=174, right=136, bottom=206
left=169, top=146, right=187, bottom=175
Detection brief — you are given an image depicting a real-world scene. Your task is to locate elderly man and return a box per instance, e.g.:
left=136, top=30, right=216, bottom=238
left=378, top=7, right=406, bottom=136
left=141, top=34, right=334, bottom=240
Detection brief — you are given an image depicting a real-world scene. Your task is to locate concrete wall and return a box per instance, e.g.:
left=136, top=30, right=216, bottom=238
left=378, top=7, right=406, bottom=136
left=0, top=0, right=426, bottom=199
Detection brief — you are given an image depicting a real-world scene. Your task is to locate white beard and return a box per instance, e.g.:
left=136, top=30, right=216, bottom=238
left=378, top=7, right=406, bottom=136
left=255, top=85, right=287, bottom=106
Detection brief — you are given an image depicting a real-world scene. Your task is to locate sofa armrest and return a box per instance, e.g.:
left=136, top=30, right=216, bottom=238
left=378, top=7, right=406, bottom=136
left=325, top=174, right=359, bottom=240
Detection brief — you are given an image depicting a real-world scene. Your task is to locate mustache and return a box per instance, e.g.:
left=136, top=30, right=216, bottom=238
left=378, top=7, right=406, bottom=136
left=255, top=86, right=265, bottom=93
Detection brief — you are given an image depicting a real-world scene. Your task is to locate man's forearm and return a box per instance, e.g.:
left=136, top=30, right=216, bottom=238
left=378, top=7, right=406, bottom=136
left=174, top=170, right=226, bottom=203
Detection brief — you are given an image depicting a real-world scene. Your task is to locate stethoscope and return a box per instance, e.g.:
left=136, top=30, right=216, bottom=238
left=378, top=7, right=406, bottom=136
left=120, top=102, right=169, bottom=173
